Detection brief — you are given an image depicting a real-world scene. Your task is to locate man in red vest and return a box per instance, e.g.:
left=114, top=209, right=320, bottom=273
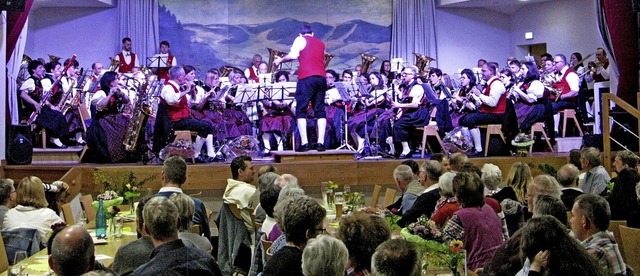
left=273, top=23, right=327, bottom=152
left=459, top=63, right=507, bottom=156
left=551, top=54, right=580, bottom=135
left=160, top=66, right=216, bottom=163
left=244, top=54, right=262, bottom=83
left=153, top=40, right=177, bottom=82
left=114, top=37, right=139, bottom=73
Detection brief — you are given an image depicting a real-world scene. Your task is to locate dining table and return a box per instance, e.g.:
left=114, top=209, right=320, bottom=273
left=2, top=212, right=139, bottom=276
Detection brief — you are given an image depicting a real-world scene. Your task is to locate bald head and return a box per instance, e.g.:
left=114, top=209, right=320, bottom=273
left=557, top=164, right=580, bottom=188
left=49, top=225, right=95, bottom=276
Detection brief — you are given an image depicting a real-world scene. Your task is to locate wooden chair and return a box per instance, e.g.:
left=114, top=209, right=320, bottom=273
left=369, top=185, right=382, bottom=208
left=0, top=234, right=9, bottom=274
left=60, top=203, right=75, bottom=225
left=417, top=107, right=442, bottom=158
left=190, top=224, right=202, bottom=234
left=529, top=122, right=554, bottom=153
left=608, top=220, right=627, bottom=259
left=260, top=234, right=273, bottom=262
left=78, top=103, right=91, bottom=132
left=80, top=194, right=96, bottom=222
left=227, top=203, right=244, bottom=221
left=561, top=109, right=583, bottom=137
left=619, top=225, right=640, bottom=272
left=173, top=130, right=196, bottom=163
left=480, top=124, right=505, bottom=157
left=382, top=188, right=396, bottom=208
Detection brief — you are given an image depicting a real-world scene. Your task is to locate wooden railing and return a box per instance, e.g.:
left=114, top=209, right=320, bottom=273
left=600, top=92, right=640, bottom=173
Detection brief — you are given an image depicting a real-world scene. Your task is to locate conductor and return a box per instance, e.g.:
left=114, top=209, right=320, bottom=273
left=273, top=23, right=328, bottom=152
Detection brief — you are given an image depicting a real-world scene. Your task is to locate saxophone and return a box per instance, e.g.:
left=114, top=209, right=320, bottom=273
left=63, top=70, right=91, bottom=115
left=55, top=77, right=76, bottom=111
left=122, top=79, right=152, bottom=152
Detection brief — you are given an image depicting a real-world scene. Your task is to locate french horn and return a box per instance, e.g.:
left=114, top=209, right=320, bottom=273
left=267, top=48, right=287, bottom=73
left=413, top=52, right=435, bottom=76
left=360, top=53, right=378, bottom=74
left=48, top=54, right=61, bottom=63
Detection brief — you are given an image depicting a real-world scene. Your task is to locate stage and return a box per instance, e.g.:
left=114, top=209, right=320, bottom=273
left=1, top=149, right=570, bottom=209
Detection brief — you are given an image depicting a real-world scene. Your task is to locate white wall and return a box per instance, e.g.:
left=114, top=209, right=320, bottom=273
left=509, top=0, right=600, bottom=60
left=25, top=7, right=118, bottom=69
left=434, top=8, right=511, bottom=74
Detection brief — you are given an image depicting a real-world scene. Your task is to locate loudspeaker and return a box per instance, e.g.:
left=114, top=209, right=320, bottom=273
left=7, top=124, right=32, bottom=165
left=0, top=0, right=25, bottom=12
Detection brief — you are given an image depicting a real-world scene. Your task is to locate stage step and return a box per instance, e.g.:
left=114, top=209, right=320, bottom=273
left=32, top=146, right=85, bottom=164
left=272, top=149, right=356, bottom=163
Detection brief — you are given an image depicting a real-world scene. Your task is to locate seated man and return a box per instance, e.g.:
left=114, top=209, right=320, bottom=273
left=557, top=164, right=583, bottom=210
left=551, top=54, right=580, bottom=134
left=580, top=147, right=610, bottom=195
left=397, top=160, right=443, bottom=227
left=570, top=194, right=627, bottom=275
left=112, top=196, right=155, bottom=275
left=371, top=239, right=420, bottom=276
left=132, top=197, right=221, bottom=275
left=459, top=63, right=507, bottom=156
left=223, top=156, right=258, bottom=235
left=49, top=225, right=114, bottom=275
left=161, top=66, right=216, bottom=163
left=390, top=164, right=423, bottom=215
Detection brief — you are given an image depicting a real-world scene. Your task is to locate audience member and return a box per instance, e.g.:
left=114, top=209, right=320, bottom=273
left=525, top=175, right=562, bottom=213
left=443, top=172, right=504, bottom=271
left=274, top=173, right=299, bottom=189
left=431, top=172, right=458, bottom=226
left=609, top=151, right=640, bottom=222
left=170, top=193, right=213, bottom=253
left=481, top=163, right=502, bottom=195
left=397, top=161, right=442, bottom=227
left=448, top=152, right=468, bottom=173
left=224, top=155, right=258, bottom=235
left=390, top=165, right=423, bottom=214
left=260, top=184, right=282, bottom=238
left=337, top=212, right=391, bottom=275
left=580, top=147, right=610, bottom=195
left=49, top=225, right=96, bottom=276
left=112, top=196, right=155, bottom=275
left=557, top=164, right=583, bottom=210
left=254, top=171, right=280, bottom=223
left=258, top=165, right=279, bottom=177
left=4, top=176, right=64, bottom=241
left=430, top=153, right=450, bottom=172
left=0, top=178, right=16, bottom=227
left=371, top=239, right=420, bottom=276
left=131, top=197, right=221, bottom=275
left=520, top=216, right=605, bottom=276
left=570, top=194, right=627, bottom=275
left=302, top=235, right=349, bottom=276
left=263, top=196, right=326, bottom=276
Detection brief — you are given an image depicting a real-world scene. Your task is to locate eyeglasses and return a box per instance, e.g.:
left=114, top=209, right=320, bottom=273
left=316, top=228, right=326, bottom=234
left=401, top=73, right=414, bottom=77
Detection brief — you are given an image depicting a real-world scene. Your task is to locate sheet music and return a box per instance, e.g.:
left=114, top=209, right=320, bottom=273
left=333, top=82, right=352, bottom=102
left=390, top=58, right=404, bottom=73
left=232, top=83, right=260, bottom=104
left=267, top=82, right=297, bottom=100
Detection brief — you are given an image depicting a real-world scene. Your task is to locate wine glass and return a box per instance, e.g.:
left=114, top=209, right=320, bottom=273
left=11, top=250, right=28, bottom=275
left=76, top=211, right=88, bottom=227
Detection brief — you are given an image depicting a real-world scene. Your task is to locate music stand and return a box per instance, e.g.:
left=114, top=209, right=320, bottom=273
left=333, top=82, right=356, bottom=151
left=391, top=58, right=404, bottom=73
left=258, top=73, right=273, bottom=84
left=147, top=56, right=170, bottom=70
left=264, top=82, right=296, bottom=151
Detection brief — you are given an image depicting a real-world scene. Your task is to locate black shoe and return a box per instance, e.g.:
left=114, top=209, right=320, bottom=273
left=467, top=150, right=482, bottom=157
left=49, top=142, right=68, bottom=149
left=77, top=140, right=87, bottom=146
left=398, top=153, right=411, bottom=159
left=296, top=144, right=310, bottom=152
left=194, top=156, right=213, bottom=163
left=316, top=143, right=326, bottom=152
left=212, top=154, right=226, bottom=162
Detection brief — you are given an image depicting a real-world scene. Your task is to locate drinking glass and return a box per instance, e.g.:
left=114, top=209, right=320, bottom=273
left=11, top=250, right=28, bottom=275
left=343, top=185, right=351, bottom=203
left=334, top=192, right=344, bottom=204
left=76, top=211, right=88, bottom=227
left=321, top=182, right=329, bottom=206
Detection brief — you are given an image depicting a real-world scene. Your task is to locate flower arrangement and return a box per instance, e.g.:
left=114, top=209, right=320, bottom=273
left=511, top=133, right=535, bottom=157
left=160, top=138, right=195, bottom=160
left=106, top=206, right=121, bottom=220
left=432, top=240, right=466, bottom=276
left=326, top=181, right=339, bottom=190
left=443, top=127, right=473, bottom=154
left=407, top=215, right=444, bottom=243
left=401, top=216, right=466, bottom=274
left=94, top=169, right=155, bottom=201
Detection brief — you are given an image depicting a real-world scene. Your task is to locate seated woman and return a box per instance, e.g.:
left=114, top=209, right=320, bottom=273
left=608, top=150, right=640, bottom=223
left=223, top=69, right=253, bottom=138
left=511, top=61, right=548, bottom=134
left=432, top=172, right=458, bottom=226
left=443, top=172, right=504, bottom=271
left=86, top=71, right=132, bottom=163
left=263, top=196, right=326, bottom=276
left=337, top=212, right=391, bottom=276
left=302, top=235, right=349, bottom=276
left=3, top=176, right=64, bottom=242
left=519, top=215, right=604, bottom=275
left=169, top=193, right=213, bottom=253
left=183, top=65, right=217, bottom=160
left=450, top=69, right=478, bottom=128
left=347, top=72, right=389, bottom=153
left=261, top=71, right=294, bottom=154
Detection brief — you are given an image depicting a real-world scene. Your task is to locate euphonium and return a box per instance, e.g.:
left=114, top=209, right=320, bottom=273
left=267, top=48, right=287, bottom=73
left=22, top=54, right=32, bottom=64
left=108, top=57, right=120, bottom=72
left=413, top=53, right=435, bottom=76
left=123, top=79, right=152, bottom=152
left=220, top=66, right=234, bottom=77
left=360, top=53, right=378, bottom=74
left=324, top=53, right=335, bottom=69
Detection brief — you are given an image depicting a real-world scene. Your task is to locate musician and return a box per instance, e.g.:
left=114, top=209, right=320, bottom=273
left=348, top=71, right=389, bottom=153
left=84, top=62, right=103, bottom=109
left=182, top=65, right=218, bottom=160
left=19, top=60, right=70, bottom=149
left=380, top=59, right=395, bottom=86
left=86, top=71, right=131, bottom=163
left=508, top=60, right=524, bottom=83
left=428, top=68, right=451, bottom=100
left=273, top=23, right=328, bottom=152
left=341, top=69, right=353, bottom=83
left=153, top=40, right=178, bottom=82
left=223, top=69, right=253, bottom=138
left=260, top=70, right=294, bottom=154
left=459, top=63, right=507, bottom=156
left=161, top=66, right=217, bottom=163
left=354, top=64, right=363, bottom=77
left=60, top=58, right=86, bottom=146
left=196, top=69, right=230, bottom=143
left=450, top=69, right=478, bottom=128
left=388, top=65, right=429, bottom=159
left=512, top=61, right=547, bottom=134
left=551, top=54, right=580, bottom=135
left=324, top=69, right=344, bottom=149
left=114, top=37, right=139, bottom=73
left=244, top=54, right=262, bottom=83
left=586, top=48, right=610, bottom=83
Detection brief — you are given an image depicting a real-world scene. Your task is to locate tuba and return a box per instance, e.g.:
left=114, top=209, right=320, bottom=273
left=324, top=52, right=335, bottom=69
left=413, top=52, right=435, bottom=76
left=22, top=54, right=32, bottom=64
left=360, top=53, right=378, bottom=74
left=48, top=54, right=61, bottom=63
left=123, top=76, right=153, bottom=152
left=17, top=55, right=33, bottom=86
left=220, top=66, right=234, bottom=77
left=267, top=48, right=287, bottom=73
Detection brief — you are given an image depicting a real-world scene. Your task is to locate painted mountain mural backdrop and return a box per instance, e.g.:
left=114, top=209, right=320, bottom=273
left=158, top=0, right=392, bottom=77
